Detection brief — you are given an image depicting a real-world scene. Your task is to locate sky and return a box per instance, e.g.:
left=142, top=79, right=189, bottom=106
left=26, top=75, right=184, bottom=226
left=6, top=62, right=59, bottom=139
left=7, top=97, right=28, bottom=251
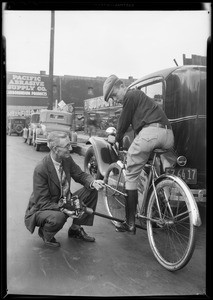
left=2, top=7, right=211, bottom=80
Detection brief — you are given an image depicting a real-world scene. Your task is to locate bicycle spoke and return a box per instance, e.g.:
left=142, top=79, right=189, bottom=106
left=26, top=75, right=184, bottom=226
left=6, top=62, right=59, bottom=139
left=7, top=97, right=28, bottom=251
left=107, top=190, right=125, bottom=208
left=105, top=164, right=126, bottom=222
left=172, top=210, right=190, bottom=222
left=166, top=227, right=184, bottom=263
left=169, top=225, right=191, bottom=248
left=147, top=177, right=196, bottom=271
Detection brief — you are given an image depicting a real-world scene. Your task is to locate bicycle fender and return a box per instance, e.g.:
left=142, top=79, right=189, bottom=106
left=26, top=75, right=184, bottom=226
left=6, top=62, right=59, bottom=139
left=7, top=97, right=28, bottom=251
left=151, top=174, right=202, bottom=227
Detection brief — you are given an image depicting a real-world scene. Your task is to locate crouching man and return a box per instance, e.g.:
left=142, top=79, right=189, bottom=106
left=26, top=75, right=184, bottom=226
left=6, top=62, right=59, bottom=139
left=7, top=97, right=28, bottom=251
left=24, top=131, right=104, bottom=247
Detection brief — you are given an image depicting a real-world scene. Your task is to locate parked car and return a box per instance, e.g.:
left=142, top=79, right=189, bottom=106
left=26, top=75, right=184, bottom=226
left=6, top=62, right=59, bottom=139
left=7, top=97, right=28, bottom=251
left=127, top=65, right=206, bottom=201
left=33, top=109, right=77, bottom=151
left=22, top=112, right=40, bottom=145
left=7, top=116, right=26, bottom=136
left=85, top=65, right=206, bottom=203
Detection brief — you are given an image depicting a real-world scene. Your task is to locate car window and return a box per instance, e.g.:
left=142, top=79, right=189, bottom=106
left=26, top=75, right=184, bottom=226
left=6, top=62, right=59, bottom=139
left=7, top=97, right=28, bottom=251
left=50, top=114, right=65, bottom=120
left=13, top=119, right=25, bottom=124
left=130, top=78, right=164, bottom=110
left=57, top=115, right=64, bottom=120
left=140, top=82, right=163, bottom=109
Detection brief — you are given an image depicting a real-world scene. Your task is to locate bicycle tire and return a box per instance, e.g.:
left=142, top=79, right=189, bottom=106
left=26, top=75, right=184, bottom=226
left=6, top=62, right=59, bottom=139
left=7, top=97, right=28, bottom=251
left=104, top=163, right=126, bottom=226
left=146, top=177, right=196, bottom=271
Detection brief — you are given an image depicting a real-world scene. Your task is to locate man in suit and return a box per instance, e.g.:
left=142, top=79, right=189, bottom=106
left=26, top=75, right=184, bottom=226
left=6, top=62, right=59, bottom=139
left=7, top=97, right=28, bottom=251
left=25, top=131, right=104, bottom=247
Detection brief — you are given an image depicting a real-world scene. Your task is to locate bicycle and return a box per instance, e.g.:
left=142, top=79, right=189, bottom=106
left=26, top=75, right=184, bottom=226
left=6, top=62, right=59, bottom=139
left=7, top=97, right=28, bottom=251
left=103, top=147, right=201, bottom=271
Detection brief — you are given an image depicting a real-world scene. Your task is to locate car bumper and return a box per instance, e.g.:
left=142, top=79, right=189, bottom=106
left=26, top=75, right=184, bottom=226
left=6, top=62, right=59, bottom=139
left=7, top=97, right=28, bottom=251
left=36, top=137, right=77, bottom=147
left=36, top=137, right=47, bottom=144
left=191, top=189, right=206, bottom=203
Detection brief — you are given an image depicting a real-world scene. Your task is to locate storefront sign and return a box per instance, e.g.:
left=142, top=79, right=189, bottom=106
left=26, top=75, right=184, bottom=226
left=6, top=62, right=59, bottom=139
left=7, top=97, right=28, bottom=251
left=84, top=96, right=115, bottom=111
left=7, top=73, right=49, bottom=98
left=7, top=106, right=47, bottom=116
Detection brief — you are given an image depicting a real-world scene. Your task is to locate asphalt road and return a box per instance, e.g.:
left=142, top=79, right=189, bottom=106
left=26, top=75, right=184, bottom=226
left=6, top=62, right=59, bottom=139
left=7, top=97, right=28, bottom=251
left=6, top=135, right=207, bottom=297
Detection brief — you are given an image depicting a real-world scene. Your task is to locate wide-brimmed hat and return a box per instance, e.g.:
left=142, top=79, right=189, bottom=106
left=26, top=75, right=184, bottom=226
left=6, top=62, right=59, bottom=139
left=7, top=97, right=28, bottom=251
left=103, top=74, right=120, bottom=102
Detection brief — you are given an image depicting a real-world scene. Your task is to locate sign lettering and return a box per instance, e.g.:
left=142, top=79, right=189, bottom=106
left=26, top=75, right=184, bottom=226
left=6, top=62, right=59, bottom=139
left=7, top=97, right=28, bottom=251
left=84, top=96, right=116, bottom=111
left=7, top=73, right=49, bottom=98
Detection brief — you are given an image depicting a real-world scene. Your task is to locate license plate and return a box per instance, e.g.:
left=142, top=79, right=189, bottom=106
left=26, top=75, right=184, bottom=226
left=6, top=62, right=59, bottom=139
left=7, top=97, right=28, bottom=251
left=165, top=167, right=197, bottom=184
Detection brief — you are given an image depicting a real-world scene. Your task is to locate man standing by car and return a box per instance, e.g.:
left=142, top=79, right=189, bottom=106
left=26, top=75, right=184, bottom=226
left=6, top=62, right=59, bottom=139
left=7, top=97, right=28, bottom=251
left=103, top=75, right=174, bottom=234
left=24, top=131, right=104, bottom=247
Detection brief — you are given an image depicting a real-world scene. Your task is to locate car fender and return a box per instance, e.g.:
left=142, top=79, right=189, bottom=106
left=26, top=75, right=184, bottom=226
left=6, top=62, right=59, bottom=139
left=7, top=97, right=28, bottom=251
left=87, top=136, right=118, bottom=177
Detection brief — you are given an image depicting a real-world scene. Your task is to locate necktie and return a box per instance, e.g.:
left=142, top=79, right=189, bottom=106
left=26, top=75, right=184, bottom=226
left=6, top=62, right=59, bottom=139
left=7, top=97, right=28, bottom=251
left=59, top=164, right=71, bottom=200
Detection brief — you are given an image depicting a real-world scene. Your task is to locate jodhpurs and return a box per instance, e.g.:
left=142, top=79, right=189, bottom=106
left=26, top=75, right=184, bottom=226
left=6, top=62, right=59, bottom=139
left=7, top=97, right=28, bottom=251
left=125, top=126, right=174, bottom=190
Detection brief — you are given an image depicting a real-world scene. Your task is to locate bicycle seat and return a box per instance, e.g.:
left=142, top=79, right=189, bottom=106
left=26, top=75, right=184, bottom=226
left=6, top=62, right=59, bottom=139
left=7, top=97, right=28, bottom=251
left=153, top=148, right=170, bottom=154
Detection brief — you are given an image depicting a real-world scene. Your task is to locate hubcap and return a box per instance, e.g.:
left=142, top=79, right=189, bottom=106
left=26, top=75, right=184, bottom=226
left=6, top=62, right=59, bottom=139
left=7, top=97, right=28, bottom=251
left=88, top=158, right=98, bottom=178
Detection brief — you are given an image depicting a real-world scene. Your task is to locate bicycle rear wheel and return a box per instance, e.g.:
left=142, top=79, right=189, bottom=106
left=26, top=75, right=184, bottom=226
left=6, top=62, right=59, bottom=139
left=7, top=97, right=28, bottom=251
left=146, top=177, right=196, bottom=271
left=104, top=163, right=126, bottom=226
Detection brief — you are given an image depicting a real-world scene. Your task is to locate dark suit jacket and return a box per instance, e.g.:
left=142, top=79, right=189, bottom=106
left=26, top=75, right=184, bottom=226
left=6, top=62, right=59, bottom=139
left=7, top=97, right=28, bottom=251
left=25, top=153, right=94, bottom=233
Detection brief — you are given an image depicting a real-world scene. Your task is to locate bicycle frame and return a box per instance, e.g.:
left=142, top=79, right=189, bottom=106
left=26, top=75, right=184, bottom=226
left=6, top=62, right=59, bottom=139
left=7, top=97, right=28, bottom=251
left=104, top=151, right=160, bottom=223
left=141, top=156, right=201, bottom=227
left=105, top=150, right=201, bottom=227
left=103, top=146, right=203, bottom=270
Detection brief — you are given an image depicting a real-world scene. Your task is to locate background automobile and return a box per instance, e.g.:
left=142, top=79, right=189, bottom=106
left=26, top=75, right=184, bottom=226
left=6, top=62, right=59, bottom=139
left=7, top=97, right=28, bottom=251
left=33, top=109, right=77, bottom=151
left=7, top=116, right=26, bottom=136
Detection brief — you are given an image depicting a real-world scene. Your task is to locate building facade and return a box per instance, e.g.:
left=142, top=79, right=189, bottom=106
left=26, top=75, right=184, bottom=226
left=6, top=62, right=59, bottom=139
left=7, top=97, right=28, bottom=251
left=6, top=71, right=135, bottom=117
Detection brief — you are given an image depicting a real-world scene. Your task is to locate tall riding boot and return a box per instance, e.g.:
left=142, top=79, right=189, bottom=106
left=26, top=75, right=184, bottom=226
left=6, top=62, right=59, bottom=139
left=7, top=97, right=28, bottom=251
left=116, top=190, right=138, bottom=235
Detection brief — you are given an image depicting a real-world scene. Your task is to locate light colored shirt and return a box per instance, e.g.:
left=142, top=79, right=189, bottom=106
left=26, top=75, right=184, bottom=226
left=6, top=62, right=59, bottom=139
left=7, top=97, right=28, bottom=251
left=50, top=153, right=62, bottom=182
left=50, top=153, right=94, bottom=190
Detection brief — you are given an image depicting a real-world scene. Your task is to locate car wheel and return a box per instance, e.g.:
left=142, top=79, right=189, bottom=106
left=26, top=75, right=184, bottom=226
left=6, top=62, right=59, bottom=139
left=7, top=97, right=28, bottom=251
left=84, top=146, right=103, bottom=179
left=35, top=144, right=40, bottom=151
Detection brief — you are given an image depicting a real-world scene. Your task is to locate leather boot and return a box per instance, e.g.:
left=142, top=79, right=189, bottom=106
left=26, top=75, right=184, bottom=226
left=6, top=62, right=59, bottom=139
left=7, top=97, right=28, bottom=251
left=116, top=190, right=138, bottom=235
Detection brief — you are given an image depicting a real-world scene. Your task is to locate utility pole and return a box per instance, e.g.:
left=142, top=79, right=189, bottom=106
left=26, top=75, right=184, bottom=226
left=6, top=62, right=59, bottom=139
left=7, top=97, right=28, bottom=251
left=47, top=11, right=55, bottom=110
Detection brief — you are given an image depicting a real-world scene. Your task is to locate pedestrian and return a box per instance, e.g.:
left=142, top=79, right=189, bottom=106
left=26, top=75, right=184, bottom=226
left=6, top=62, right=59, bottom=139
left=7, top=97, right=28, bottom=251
left=85, top=112, right=98, bottom=137
left=103, top=75, right=174, bottom=234
left=24, top=131, right=104, bottom=247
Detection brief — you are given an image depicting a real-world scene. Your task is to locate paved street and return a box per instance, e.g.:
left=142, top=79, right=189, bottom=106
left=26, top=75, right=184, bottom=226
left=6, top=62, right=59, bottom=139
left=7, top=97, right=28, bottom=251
left=6, top=135, right=207, bottom=296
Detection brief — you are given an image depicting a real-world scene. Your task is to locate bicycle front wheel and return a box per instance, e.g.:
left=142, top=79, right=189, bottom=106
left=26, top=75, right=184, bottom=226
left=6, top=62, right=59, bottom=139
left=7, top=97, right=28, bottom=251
left=104, top=163, right=126, bottom=226
left=146, top=177, right=196, bottom=271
